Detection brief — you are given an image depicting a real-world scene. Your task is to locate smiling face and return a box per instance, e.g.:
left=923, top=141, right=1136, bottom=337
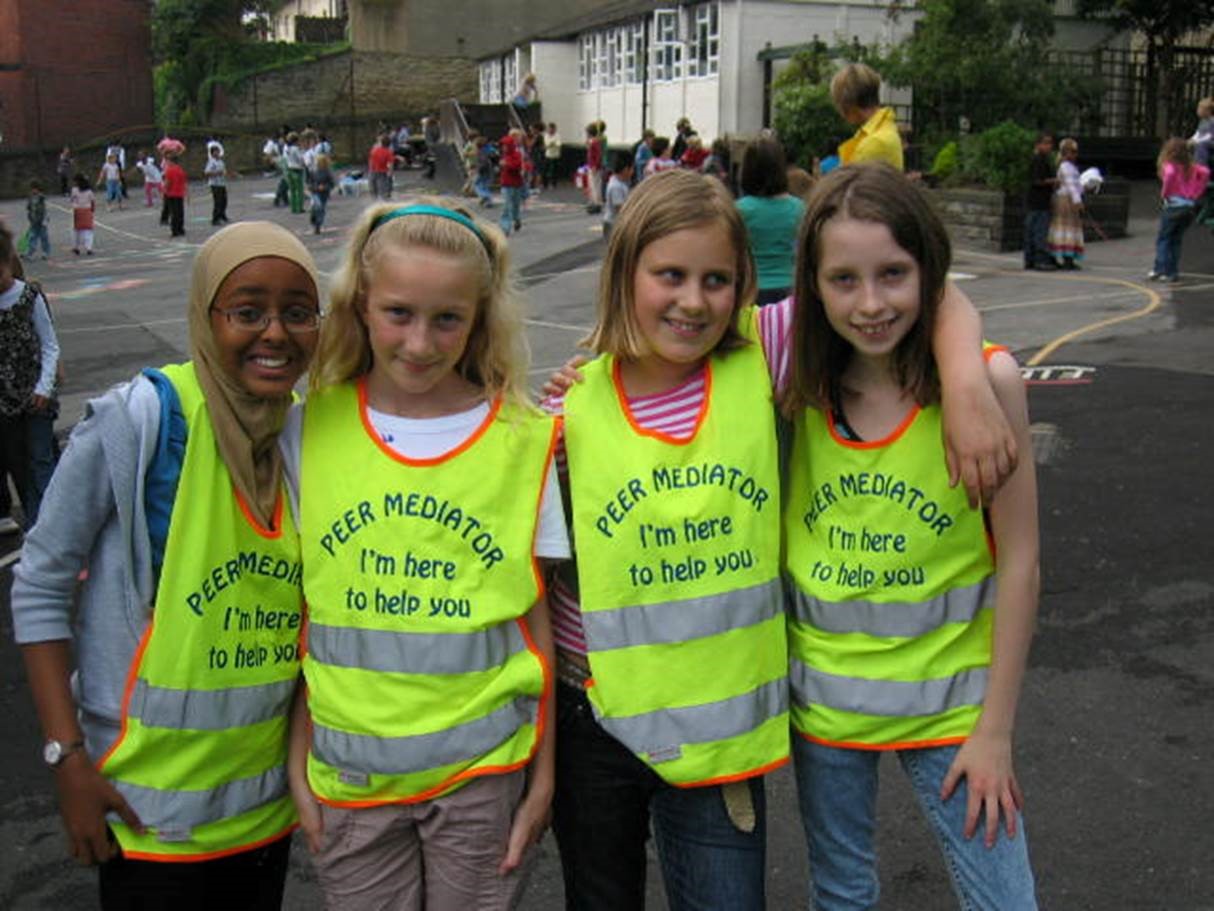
left=208, top=256, right=320, bottom=398
left=627, top=221, right=738, bottom=392
left=361, top=246, right=482, bottom=417
left=815, top=217, right=922, bottom=369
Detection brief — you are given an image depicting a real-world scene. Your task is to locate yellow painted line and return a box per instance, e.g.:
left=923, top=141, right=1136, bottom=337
left=994, top=271, right=1163, bottom=366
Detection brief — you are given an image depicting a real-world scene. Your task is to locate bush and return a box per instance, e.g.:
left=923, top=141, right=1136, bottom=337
left=772, top=82, right=850, bottom=171
left=930, top=141, right=960, bottom=182
left=958, top=121, right=1036, bottom=193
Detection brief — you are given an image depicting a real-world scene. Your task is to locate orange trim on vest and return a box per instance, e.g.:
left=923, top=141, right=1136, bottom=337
left=983, top=344, right=1010, bottom=363
left=797, top=729, right=969, bottom=752
left=356, top=378, right=501, bottom=466
left=672, top=755, right=790, bottom=790
left=97, top=621, right=156, bottom=770
left=118, top=825, right=298, bottom=864
left=612, top=359, right=712, bottom=445
left=233, top=487, right=285, bottom=539
left=826, top=403, right=921, bottom=450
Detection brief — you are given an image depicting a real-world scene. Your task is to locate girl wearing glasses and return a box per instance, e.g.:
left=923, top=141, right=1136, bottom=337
left=12, top=222, right=321, bottom=909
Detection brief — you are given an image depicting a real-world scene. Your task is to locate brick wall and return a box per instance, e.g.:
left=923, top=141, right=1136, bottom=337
left=0, top=0, right=154, bottom=149
left=209, top=50, right=478, bottom=136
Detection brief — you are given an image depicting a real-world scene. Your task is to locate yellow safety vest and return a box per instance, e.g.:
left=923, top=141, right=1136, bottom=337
left=100, top=362, right=302, bottom=861
left=300, top=381, right=557, bottom=805
left=563, top=309, right=789, bottom=786
left=784, top=397, right=996, bottom=749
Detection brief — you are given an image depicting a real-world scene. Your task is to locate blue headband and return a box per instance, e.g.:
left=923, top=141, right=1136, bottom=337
left=370, top=204, right=492, bottom=254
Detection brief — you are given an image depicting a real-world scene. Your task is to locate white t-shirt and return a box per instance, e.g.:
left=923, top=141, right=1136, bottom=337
left=281, top=400, right=569, bottom=560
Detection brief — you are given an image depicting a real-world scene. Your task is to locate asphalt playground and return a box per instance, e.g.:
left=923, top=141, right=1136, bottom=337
left=0, top=169, right=1211, bottom=909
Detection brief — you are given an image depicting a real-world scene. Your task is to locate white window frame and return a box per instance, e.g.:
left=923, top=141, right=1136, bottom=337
left=479, top=61, right=494, bottom=103
left=625, top=21, right=645, bottom=85
left=503, top=53, right=517, bottom=101
left=579, top=34, right=594, bottom=91
left=687, top=3, right=720, bottom=78
left=489, top=60, right=502, bottom=103
left=652, top=9, right=683, bottom=83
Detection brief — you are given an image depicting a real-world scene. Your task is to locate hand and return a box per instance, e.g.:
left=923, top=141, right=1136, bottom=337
left=539, top=355, right=589, bottom=400
left=498, top=783, right=552, bottom=875
left=942, top=379, right=1017, bottom=508
left=293, top=789, right=324, bottom=854
left=29, top=394, right=50, bottom=412
left=55, top=753, right=144, bottom=865
left=940, top=731, right=1024, bottom=849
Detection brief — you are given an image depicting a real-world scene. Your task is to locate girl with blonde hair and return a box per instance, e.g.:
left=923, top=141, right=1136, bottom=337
left=286, top=199, right=566, bottom=909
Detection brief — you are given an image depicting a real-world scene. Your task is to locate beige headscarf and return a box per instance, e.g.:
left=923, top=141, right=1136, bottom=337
left=188, top=222, right=319, bottom=528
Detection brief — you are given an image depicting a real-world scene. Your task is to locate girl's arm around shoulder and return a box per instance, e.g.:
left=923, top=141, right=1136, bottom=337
left=941, top=349, right=1039, bottom=849
left=501, top=591, right=556, bottom=873
left=933, top=283, right=1018, bottom=508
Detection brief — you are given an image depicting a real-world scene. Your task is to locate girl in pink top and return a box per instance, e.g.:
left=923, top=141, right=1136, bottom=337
left=1149, top=137, right=1211, bottom=283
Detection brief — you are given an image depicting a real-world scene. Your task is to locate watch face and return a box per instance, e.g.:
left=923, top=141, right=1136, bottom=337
left=43, top=741, right=63, bottom=765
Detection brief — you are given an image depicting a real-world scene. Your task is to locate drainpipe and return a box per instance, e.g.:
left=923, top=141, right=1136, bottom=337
left=642, top=16, right=650, bottom=134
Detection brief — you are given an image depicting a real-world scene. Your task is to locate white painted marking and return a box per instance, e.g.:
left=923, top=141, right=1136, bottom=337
left=523, top=266, right=599, bottom=282
left=525, top=318, right=592, bottom=332
left=57, top=317, right=187, bottom=335
left=0, top=548, right=21, bottom=570
left=948, top=271, right=977, bottom=281
left=978, top=290, right=1141, bottom=313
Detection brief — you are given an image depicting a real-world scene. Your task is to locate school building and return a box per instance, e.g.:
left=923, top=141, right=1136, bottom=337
left=474, top=0, right=1122, bottom=146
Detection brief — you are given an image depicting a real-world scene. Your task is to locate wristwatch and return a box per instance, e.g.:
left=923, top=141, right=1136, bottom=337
left=42, top=738, right=85, bottom=768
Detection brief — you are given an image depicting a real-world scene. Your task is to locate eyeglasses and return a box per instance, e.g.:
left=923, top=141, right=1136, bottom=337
left=211, top=305, right=322, bottom=334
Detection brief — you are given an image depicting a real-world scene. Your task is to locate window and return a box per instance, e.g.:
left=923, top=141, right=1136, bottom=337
left=479, top=60, right=502, bottom=103
left=625, top=21, right=645, bottom=85
left=687, top=3, right=720, bottom=78
left=652, top=9, right=682, bottom=82
left=579, top=34, right=594, bottom=90
left=503, top=53, right=517, bottom=100
left=604, top=27, right=625, bottom=88
left=479, top=62, right=494, bottom=103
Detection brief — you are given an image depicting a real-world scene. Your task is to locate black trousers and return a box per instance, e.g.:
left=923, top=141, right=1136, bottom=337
left=0, top=414, right=32, bottom=525
left=166, top=197, right=185, bottom=236
left=210, top=185, right=228, bottom=224
left=98, top=833, right=290, bottom=911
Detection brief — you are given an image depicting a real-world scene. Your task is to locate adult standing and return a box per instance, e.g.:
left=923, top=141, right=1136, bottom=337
left=735, top=136, right=806, bottom=305
left=831, top=63, right=903, bottom=170
left=543, top=122, right=562, bottom=189
left=57, top=147, right=74, bottom=197
left=1024, top=132, right=1058, bottom=270
left=12, top=222, right=320, bottom=910
left=585, top=123, right=603, bottom=213
left=1191, top=98, right=1214, bottom=168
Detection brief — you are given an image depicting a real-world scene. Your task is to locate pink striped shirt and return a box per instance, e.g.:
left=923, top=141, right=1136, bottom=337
left=545, top=298, right=793, bottom=654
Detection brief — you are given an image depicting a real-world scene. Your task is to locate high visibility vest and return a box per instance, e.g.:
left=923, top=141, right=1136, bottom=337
left=563, top=310, right=789, bottom=786
left=784, top=396, right=997, bottom=750
left=99, top=362, right=302, bottom=861
left=300, top=380, right=556, bottom=806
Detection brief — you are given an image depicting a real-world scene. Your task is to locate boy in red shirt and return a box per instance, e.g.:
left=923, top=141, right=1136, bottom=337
left=162, top=153, right=188, bottom=237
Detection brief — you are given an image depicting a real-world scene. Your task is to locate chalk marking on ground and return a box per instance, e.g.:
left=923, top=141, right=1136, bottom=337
left=48, top=202, right=203, bottom=249
left=979, top=289, right=1142, bottom=313
left=520, top=266, right=600, bottom=283
left=1001, top=271, right=1164, bottom=366
left=525, top=318, right=592, bottom=332
left=57, top=317, right=187, bottom=335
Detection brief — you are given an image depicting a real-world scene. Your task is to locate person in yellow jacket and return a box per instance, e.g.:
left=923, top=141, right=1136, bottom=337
left=782, top=164, right=1039, bottom=909
left=284, top=199, right=565, bottom=909
left=12, top=222, right=321, bottom=908
left=831, top=62, right=905, bottom=170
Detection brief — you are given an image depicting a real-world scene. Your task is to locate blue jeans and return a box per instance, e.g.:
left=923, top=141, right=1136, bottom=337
left=793, top=737, right=1036, bottom=911
left=27, top=223, right=50, bottom=257
left=1152, top=205, right=1195, bottom=278
left=552, top=683, right=767, bottom=910
left=474, top=175, right=494, bottom=205
left=1023, top=209, right=1050, bottom=267
left=24, top=410, right=58, bottom=528
left=500, top=186, right=523, bottom=234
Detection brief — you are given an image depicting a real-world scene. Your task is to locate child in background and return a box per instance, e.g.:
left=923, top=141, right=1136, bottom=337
left=782, top=163, right=1038, bottom=911
left=601, top=152, right=633, bottom=243
left=1047, top=137, right=1084, bottom=269
left=643, top=136, right=678, bottom=177
left=1148, top=137, right=1211, bottom=283
left=0, top=222, right=60, bottom=530
left=309, top=153, right=334, bottom=234
left=26, top=180, right=51, bottom=260
left=584, top=123, right=603, bottom=214
left=476, top=134, right=498, bottom=208
left=135, top=152, right=163, bottom=208
left=96, top=154, right=123, bottom=212
left=1023, top=132, right=1057, bottom=271
left=204, top=144, right=230, bottom=226
left=544, top=169, right=1015, bottom=909
left=162, top=152, right=188, bottom=238
left=286, top=200, right=564, bottom=909
left=1191, top=98, right=1214, bottom=167
left=679, top=134, right=709, bottom=171
left=701, top=137, right=732, bottom=186
left=543, top=122, right=562, bottom=189
left=632, top=130, right=656, bottom=184
left=498, top=129, right=526, bottom=235
left=70, top=173, right=95, bottom=255
left=461, top=129, right=481, bottom=197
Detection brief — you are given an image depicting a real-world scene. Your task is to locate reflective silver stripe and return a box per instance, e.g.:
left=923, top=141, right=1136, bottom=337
left=312, top=695, right=537, bottom=776
left=789, top=578, right=994, bottom=639
left=113, top=765, right=288, bottom=829
left=596, top=678, right=788, bottom=754
left=581, top=579, right=782, bottom=652
left=128, top=679, right=296, bottom=731
left=790, top=659, right=988, bottom=718
left=309, top=622, right=527, bottom=675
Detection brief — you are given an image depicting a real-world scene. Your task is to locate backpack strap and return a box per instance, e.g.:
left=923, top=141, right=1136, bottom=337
left=140, top=368, right=188, bottom=582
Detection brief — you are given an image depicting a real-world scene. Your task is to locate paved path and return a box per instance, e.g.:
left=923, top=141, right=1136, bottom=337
left=1, top=171, right=1211, bottom=909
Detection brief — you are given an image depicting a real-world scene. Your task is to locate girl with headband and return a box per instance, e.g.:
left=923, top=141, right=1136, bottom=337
left=13, top=222, right=321, bottom=907
left=284, top=199, right=567, bottom=908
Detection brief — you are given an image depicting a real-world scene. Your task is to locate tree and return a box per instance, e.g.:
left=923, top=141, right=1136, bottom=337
left=874, top=0, right=1100, bottom=141
left=771, top=46, right=851, bottom=169
left=1077, top=0, right=1214, bottom=137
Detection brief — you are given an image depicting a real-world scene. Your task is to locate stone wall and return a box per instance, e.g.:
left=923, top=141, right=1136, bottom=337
left=208, top=50, right=477, bottom=136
